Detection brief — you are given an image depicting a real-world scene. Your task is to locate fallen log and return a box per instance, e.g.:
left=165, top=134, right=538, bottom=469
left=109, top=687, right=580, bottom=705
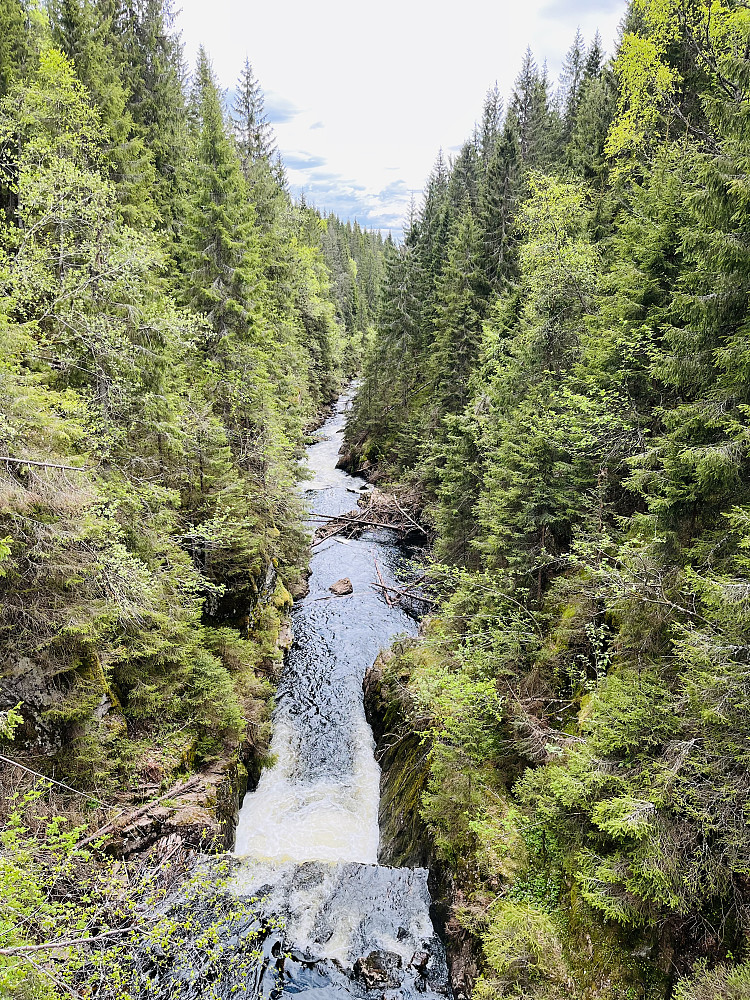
left=310, top=511, right=392, bottom=529
left=370, top=581, right=437, bottom=606
left=76, top=775, right=203, bottom=848
left=373, top=556, right=395, bottom=607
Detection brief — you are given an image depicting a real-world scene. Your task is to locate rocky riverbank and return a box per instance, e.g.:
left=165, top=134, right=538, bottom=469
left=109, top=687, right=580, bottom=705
left=364, top=651, right=482, bottom=1000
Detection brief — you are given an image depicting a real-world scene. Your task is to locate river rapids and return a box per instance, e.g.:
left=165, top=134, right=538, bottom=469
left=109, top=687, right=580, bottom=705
left=226, top=391, right=452, bottom=999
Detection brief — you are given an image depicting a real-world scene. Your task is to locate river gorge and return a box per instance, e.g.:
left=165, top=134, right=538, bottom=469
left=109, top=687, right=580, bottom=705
left=227, top=391, right=452, bottom=999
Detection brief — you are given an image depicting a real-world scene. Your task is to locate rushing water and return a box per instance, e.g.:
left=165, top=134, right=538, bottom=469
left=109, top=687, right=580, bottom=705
left=234, top=392, right=417, bottom=864
left=227, top=390, right=452, bottom=999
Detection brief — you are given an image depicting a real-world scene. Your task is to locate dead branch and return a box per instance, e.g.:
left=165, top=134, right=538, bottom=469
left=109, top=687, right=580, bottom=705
left=20, top=955, right=84, bottom=999
left=0, top=754, right=111, bottom=808
left=76, top=775, right=203, bottom=848
left=0, top=928, right=132, bottom=957
left=373, top=557, right=396, bottom=607
left=390, top=495, right=428, bottom=535
left=370, top=580, right=437, bottom=606
left=0, top=457, right=89, bottom=473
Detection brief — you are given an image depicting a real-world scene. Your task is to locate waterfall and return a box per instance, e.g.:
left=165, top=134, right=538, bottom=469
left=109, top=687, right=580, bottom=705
left=228, top=391, right=452, bottom=999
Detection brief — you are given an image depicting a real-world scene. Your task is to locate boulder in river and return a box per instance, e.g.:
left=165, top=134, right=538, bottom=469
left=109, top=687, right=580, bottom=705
left=329, top=577, right=353, bottom=596
left=354, top=949, right=404, bottom=989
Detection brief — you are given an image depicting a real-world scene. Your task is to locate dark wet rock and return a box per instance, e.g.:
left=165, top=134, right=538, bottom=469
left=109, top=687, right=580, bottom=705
left=443, top=908, right=480, bottom=1000
left=228, top=859, right=452, bottom=998
left=329, top=577, right=354, bottom=596
left=354, top=950, right=403, bottom=989
left=364, top=656, right=477, bottom=999
left=411, top=951, right=430, bottom=972
left=363, top=655, right=433, bottom=870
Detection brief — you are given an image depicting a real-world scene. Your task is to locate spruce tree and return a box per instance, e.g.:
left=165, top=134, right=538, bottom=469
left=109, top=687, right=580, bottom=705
left=432, top=209, right=491, bottom=416
left=478, top=82, right=503, bottom=167
left=179, top=47, right=262, bottom=348
left=508, top=48, right=545, bottom=166
left=111, top=0, right=187, bottom=225
left=559, top=27, right=586, bottom=140
left=447, top=141, right=480, bottom=215
left=0, top=0, right=29, bottom=98
left=232, top=57, right=282, bottom=228
left=479, top=118, right=523, bottom=290
left=412, top=149, right=452, bottom=336
left=233, top=57, right=276, bottom=167
left=48, top=0, right=157, bottom=225
left=570, top=67, right=614, bottom=175
left=585, top=30, right=604, bottom=79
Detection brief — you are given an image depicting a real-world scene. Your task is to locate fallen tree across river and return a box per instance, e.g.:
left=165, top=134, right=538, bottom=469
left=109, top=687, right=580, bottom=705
left=310, top=489, right=429, bottom=547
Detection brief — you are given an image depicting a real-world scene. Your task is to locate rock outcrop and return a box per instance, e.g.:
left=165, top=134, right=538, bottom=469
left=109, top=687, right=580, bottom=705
left=364, top=651, right=478, bottom=1000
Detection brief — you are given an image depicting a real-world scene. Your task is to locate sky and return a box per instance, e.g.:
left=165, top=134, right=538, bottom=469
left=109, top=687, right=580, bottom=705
left=175, top=0, right=629, bottom=236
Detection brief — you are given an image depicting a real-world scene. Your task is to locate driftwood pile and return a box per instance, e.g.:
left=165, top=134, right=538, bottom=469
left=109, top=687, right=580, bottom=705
left=310, top=488, right=427, bottom=548
left=310, top=489, right=435, bottom=610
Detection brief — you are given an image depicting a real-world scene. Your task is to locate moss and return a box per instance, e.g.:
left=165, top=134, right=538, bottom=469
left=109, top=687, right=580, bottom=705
left=379, top=729, right=432, bottom=867
left=271, top=579, right=293, bottom=612
left=237, top=761, right=248, bottom=801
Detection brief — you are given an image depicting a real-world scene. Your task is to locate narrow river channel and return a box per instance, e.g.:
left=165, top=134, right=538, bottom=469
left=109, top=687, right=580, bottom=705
left=229, top=390, right=452, bottom=999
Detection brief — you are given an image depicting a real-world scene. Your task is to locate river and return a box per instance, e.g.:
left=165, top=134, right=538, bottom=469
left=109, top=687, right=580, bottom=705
left=229, top=389, right=452, bottom=999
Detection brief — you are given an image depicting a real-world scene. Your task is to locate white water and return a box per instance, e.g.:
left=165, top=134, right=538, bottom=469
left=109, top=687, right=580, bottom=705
left=226, top=393, right=451, bottom=999
left=233, top=391, right=416, bottom=865
left=233, top=715, right=381, bottom=863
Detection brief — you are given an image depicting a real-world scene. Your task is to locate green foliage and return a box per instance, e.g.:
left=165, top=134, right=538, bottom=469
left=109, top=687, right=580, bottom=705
left=0, top=12, right=388, bottom=986
left=0, top=781, right=269, bottom=999
left=0, top=7, right=382, bottom=798
left=481, top=901, right=566, bottom=983
left=348, top=5, right=750, bottom=994
left=675, top=961, right=750, bottom=1000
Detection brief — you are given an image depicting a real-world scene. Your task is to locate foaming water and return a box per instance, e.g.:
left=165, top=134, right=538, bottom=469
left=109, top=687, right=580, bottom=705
left=226, top=390, right=451, bottom=999
left=234, top=391, right=418, bottom=864
left=228, top=860, right=451, bottom=998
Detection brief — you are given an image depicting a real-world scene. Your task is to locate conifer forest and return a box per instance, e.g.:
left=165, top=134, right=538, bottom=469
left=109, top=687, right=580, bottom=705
left=2, top=1, right=750, bottom=999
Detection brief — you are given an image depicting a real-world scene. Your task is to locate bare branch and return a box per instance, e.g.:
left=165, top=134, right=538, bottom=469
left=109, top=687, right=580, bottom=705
left=0, top=457, right=89, bottom=473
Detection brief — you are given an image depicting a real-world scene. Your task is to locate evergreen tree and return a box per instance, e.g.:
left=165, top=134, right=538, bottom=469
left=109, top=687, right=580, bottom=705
left=567, top=65, right=617, bottom=182
left=559, top=26, right=586, bottom=139
left=179, top=47, right=262, bottom=347
left=233, top=56, right=276, bottom=167
left=412, top=148, right=452, bottom=334
left=111, top=0, right=187, bottom=224
left=478, top=81, right=503, bottom=166
left=507, top=48, right=561, bottom=168
left=347, top=234, right=424, bottom=469
left=479, top=118, right=523, bottom=289
left=0, top=0, right=30, bottom=98
left=432, top=209, right=491, bottom=416
left=48, top=0, right=157, bottom=224
left=232, top=57, right=282, bottom=228
left=447, top=140, right=480, bottom=215
left=585, top=29, right=604, bottom=79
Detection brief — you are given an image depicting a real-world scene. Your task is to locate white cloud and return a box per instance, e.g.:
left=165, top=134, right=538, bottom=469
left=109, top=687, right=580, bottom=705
left=177, top=0, right=628, bottom=235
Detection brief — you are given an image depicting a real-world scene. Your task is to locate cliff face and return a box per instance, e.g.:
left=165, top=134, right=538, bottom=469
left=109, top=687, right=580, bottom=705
left=363, top=652, right=431, bottom=870
left=363, top=651, right=480, bottom=1000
